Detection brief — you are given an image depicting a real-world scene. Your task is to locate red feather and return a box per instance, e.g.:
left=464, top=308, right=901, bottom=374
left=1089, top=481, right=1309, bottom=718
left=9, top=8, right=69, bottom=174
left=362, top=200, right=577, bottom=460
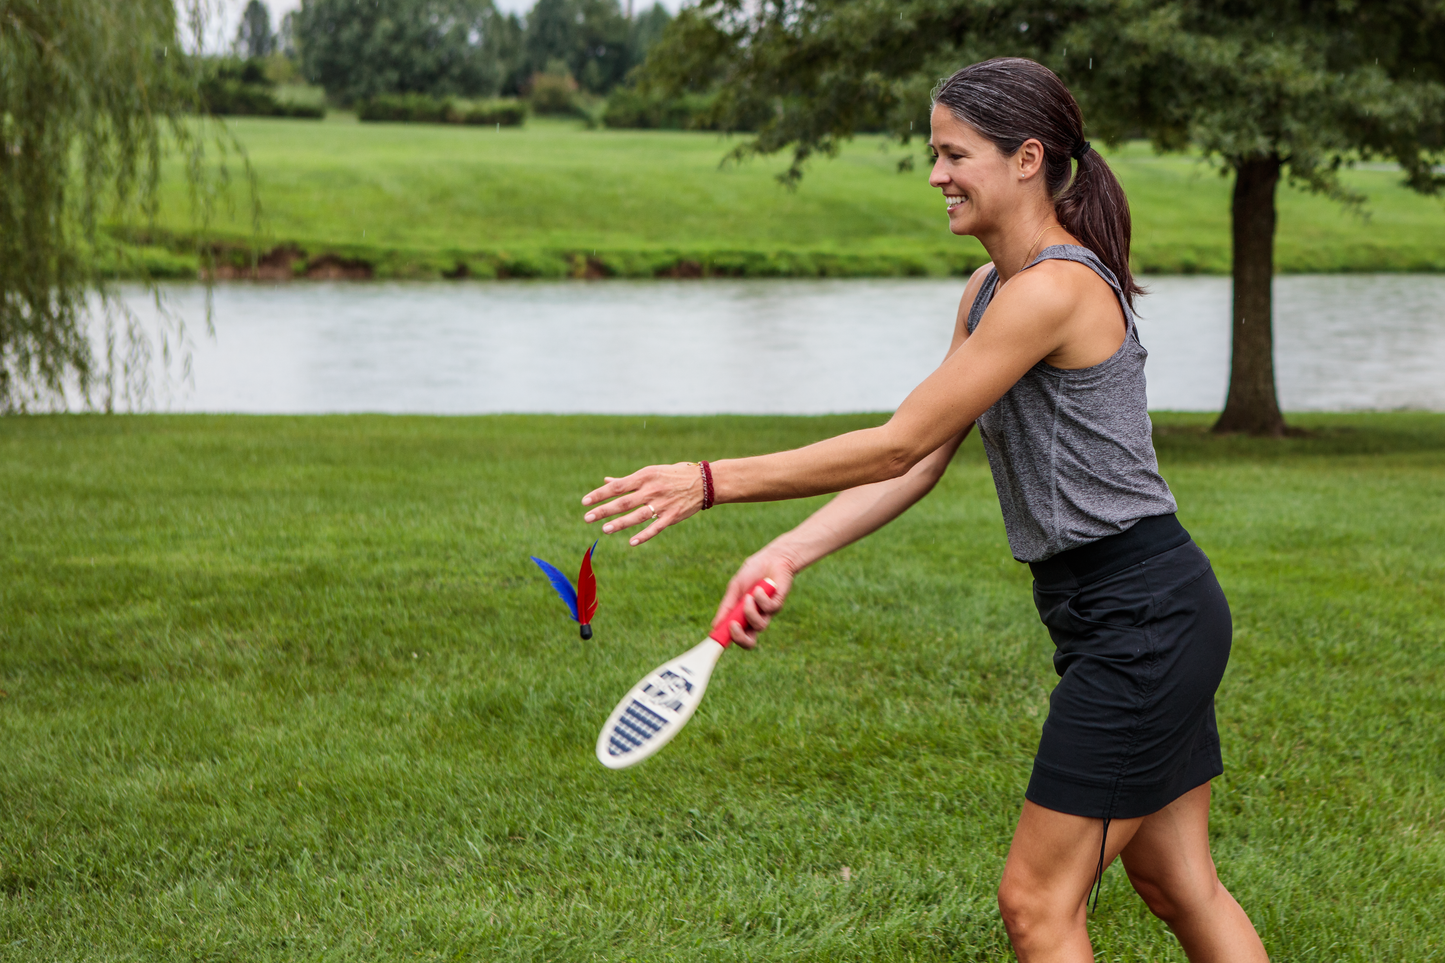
left=577, top=542, right=598, bottom=625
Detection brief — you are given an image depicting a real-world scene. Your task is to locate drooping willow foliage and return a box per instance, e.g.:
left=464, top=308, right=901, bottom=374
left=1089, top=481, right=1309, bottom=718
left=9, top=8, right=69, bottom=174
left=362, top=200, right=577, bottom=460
left=0, top=0, right=238, bottom=412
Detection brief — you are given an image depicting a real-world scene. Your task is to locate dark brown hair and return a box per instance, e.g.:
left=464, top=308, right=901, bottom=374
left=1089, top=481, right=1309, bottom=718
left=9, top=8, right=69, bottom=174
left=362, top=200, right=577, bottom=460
left=933, top=57, right=1141, bottom=306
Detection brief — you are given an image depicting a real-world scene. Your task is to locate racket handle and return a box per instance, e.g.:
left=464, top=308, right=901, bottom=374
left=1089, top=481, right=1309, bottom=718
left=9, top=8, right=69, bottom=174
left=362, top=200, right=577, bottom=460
left=709, top=578, right=778, bottom=647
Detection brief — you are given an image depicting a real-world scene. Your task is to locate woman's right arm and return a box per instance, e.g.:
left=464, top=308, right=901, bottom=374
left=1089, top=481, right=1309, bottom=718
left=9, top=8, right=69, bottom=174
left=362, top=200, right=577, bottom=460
left=714, top=265, right=994, bottom=646
left=713, top=430, right=969, bottom=646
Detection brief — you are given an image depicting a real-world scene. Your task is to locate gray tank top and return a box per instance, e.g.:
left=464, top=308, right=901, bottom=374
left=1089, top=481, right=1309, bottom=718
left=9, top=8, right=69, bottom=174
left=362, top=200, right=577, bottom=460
left=966, top=244, right=1176, bottom=562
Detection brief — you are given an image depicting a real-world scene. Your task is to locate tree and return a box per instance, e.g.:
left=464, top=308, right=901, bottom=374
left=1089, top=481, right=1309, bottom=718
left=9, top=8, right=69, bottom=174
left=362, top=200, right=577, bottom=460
left=278, top=10, right=300, bottom=59
left=293, top=0, right=510, bottom=103
left=1068, top=2, right=1445, bottom=434
left=639, top=1, right=1445, bottom=435
left=524, top=0, right=632, bottom=93
left=631, top=2, right=673, bottom=59
left=235, top=0, right=275, bottom=59
left=0, top=0, right=226, bottom=412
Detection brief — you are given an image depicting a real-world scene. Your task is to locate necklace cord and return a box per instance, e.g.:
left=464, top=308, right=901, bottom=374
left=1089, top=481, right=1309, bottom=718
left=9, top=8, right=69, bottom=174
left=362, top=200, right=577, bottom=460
left=1018, top=221, right=1059, bottom=274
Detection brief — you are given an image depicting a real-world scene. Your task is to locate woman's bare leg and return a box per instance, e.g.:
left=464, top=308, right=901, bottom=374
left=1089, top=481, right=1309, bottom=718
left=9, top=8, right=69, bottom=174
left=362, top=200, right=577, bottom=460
left=1120, top=783, right=1268, bottom=962
left=999, top=784, right=1267, bottom=962
left=998, top=803, right=1144, bottom=962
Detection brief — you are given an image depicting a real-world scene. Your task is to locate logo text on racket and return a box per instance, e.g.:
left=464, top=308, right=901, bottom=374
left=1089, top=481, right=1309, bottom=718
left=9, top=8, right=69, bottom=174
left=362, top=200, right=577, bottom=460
left=640, top=669, right=694, bottom=712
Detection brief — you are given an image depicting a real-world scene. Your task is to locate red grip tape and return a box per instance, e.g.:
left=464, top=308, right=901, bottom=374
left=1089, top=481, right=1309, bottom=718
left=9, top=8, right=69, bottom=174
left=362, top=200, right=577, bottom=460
left=709, top=578, right=778, bottom=646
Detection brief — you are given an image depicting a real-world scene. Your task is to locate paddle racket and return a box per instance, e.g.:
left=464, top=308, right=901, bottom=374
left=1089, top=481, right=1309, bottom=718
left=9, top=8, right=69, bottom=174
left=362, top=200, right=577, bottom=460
left=596, top=578, right=778, bottom=769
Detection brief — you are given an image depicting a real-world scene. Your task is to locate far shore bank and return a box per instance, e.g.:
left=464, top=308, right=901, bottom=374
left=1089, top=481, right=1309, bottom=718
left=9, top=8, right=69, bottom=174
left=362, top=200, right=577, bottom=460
left=102, top=235, right=1445, bottom=283
left=114, top=117, right=1445, bottom=282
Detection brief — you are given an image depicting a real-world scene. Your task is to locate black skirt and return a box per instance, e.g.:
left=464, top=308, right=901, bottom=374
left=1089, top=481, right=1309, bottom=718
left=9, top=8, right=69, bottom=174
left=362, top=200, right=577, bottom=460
left=1025, top=514, right=1230, bottom=820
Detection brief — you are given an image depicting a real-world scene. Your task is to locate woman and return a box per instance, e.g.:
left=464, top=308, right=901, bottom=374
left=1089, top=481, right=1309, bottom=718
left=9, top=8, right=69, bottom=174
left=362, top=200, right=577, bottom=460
left=580, top=58, right=1268, bottom=963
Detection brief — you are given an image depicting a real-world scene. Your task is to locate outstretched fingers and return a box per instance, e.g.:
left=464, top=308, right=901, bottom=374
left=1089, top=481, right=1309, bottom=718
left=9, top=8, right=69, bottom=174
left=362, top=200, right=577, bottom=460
left=600, top=504, right=657, bottom=536
left=626, top=516, right=670, bottom=547
left=582, top=474, right=655, bottom=530
left=582, top=475, right=638, bottom=521
left=581, top=463, right=705, bottom=546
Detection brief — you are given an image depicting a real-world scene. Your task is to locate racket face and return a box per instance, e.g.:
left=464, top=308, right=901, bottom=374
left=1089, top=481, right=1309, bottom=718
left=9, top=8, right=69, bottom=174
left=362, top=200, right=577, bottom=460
left=596, top=638, right=724, bottom=769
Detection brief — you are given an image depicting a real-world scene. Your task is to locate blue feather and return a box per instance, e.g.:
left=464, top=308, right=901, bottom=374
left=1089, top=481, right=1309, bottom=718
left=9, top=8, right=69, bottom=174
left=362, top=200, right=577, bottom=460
left=530, top=556, right=579, bottom=621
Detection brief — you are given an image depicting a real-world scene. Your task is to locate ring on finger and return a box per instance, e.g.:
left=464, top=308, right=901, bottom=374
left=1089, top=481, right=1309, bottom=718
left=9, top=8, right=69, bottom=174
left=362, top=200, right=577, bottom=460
left=646, top=503, right=659, bottom=520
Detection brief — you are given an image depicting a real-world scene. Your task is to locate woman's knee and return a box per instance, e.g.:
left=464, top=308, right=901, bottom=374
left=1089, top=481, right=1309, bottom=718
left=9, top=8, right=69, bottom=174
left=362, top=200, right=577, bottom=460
left=996, top=877, right=1032, bottom=933
left=997, top=874, right=1075, bottom=941
left=1124, top=869, right=1179, bottom=920
left=1125, top=864, right=1223, bottom=924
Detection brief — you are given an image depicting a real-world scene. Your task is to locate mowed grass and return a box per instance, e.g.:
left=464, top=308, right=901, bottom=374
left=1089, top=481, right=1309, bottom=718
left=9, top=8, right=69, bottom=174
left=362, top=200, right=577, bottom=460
left=1, top=413, right=1443, bottom=961
left=127, top=116, right=1445, bottom=278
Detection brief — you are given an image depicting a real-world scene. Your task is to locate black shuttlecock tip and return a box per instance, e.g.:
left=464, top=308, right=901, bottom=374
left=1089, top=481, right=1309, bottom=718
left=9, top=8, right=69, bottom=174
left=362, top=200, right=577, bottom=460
left=579, top=624, right=593, bottom=640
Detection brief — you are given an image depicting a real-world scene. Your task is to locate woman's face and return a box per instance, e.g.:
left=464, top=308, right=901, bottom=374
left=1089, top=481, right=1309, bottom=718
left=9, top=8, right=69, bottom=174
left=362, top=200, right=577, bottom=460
left=927, top=105, right=1035, bottom=237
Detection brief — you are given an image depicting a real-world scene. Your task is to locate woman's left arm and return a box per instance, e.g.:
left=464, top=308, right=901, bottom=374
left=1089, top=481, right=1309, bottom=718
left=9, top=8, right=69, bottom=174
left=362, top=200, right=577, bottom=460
left=583, top=268, right=1077, bottom=544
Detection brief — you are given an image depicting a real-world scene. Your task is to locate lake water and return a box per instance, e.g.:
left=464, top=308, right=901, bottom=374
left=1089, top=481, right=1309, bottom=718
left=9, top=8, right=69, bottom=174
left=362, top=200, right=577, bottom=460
left=115, top=275, right=1445, bottom=414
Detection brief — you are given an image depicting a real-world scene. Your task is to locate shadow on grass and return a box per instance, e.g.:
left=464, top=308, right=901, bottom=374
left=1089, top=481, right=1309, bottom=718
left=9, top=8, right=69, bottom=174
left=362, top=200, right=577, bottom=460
left=1150, top=411, right=1445, bottom=461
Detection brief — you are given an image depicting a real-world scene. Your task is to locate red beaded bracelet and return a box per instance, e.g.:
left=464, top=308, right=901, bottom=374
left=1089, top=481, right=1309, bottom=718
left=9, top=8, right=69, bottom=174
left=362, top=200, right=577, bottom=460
left=699, top=460, right=715, bottom=510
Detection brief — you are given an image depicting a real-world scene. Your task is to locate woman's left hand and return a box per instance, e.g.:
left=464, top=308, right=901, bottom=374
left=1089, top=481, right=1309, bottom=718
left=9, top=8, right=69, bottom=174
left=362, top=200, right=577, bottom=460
left=582, top=462, right=706, bottom=546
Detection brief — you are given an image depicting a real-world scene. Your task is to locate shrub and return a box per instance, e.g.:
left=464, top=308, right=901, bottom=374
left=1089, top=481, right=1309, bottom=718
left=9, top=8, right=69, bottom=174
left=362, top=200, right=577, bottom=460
left=454, top=99, right=528, bottom=126
left=356, top=92, right=448, bottom=122
left=202, top=80, right=324, bottom=118
left=279, top=103, right=326, bottom=119
left=525, top=71, right=579, bottom=115
left=601, top=88, right=727, bottom=130
left=356, top=93, right=526, bottom=126
left=199, top=60, right=326, bottom=118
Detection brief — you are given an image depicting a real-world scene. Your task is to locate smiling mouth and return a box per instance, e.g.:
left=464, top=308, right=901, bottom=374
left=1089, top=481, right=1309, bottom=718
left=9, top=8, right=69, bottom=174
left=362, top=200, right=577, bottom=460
left=945, top=195, right=966, bottom=209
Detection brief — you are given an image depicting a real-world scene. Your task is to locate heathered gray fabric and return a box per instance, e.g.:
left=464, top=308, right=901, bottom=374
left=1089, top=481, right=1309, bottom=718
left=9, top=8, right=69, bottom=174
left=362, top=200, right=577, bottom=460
left=967, top=244, right=1176, bottom=562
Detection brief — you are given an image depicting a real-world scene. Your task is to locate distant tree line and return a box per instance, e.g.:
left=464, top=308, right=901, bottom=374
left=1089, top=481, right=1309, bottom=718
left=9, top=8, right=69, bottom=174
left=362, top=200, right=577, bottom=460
left=253, top=0, right=674, bottom=106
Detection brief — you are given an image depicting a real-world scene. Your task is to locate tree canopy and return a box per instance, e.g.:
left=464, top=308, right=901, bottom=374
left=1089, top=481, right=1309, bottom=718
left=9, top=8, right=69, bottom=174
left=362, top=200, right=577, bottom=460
left=294, top=0, right=512, bottom=103
left=0, top=0, right=223, bottom=412
left=1067, top=1, right=1445, bottom=433
left=235, top=0, right=276, bottom=59
left=291, top=0, right=672, bottom=102
left=630, top=2, right=673, bottom=57
left=523, top=0, right=632, bottom=93
left=640, top=0, right=1445, bottom=433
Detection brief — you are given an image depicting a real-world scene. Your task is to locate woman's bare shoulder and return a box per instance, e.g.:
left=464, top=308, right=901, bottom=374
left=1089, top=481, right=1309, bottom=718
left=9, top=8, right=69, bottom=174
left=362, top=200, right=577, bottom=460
left=1021, top=257, right=1114, bottom=299
left=956, top=261, right=997, bottom=316
left=996, top=258, right=1115, bottom=318
left=989, top=258, right=1126, bottom=366
left=951, top=262, right=997, bottom=342
left=966, top=261, right=997, bottom=291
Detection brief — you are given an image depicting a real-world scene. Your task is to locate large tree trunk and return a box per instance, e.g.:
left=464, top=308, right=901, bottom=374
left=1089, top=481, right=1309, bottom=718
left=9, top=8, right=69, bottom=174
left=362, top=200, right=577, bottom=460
left=1213, top=155, right=1287, bottom=436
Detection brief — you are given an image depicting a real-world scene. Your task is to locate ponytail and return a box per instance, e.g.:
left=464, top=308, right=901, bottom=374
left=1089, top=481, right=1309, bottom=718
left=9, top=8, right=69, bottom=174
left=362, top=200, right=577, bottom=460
left=933, top=58, right=1140, bottom=307
left=1055, top=147, right=1140, bottom=305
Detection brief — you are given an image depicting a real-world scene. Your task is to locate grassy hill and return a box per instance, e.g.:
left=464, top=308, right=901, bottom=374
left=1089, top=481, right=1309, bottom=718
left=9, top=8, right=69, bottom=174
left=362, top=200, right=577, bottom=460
left=2, top=412, right=1443, bottom=960
left=116, top=115, right=1445, bottom=280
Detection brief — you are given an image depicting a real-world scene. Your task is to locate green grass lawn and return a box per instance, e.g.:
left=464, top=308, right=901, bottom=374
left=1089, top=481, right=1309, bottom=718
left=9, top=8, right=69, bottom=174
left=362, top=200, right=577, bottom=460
left=1, top=413, right=1442, bottom=960
left=119, top=116, right=1445, bottom=280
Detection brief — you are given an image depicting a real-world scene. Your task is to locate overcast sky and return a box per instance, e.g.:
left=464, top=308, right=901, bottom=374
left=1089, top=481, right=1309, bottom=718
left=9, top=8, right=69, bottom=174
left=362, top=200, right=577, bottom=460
left=195, top=0, right=686, bottom=52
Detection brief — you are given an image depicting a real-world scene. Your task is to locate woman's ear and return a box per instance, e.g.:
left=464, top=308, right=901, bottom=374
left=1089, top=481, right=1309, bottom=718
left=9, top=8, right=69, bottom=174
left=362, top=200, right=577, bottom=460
left=1017, top=138, right=1047, bottom=181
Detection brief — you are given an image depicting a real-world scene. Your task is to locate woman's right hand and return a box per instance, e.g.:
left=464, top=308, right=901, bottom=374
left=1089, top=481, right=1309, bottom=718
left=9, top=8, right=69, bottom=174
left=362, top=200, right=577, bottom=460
left=713, top=547, right=799, bottom=649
